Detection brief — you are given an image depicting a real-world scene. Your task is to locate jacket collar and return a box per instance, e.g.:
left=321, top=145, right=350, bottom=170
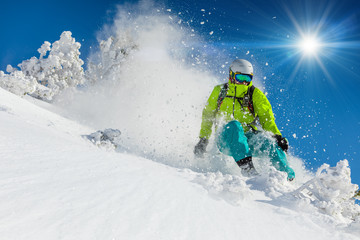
left=227, top=80, right=253, bottom=97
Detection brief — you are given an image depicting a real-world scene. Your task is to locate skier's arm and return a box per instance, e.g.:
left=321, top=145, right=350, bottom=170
left=199, top=86, right=221, bottom=139
left=252, top=89, right=282, bottom=136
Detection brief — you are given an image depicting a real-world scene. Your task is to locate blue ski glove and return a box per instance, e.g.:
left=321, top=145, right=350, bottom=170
left=194, top=138, right=209, bottom=157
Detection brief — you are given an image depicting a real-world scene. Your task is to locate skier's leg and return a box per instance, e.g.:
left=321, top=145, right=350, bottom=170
left=216, top=121, right=256, bottom=173
left=272, top=146, right=295, bottom=180
left=246, top=132, right=295, bottom=180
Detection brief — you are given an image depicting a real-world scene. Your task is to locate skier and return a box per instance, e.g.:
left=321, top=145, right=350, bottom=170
left=194, top=59, right=295, bottom=181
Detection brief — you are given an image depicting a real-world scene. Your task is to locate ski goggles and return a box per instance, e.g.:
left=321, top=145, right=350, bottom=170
left=230, top=70, right=252, bottom=83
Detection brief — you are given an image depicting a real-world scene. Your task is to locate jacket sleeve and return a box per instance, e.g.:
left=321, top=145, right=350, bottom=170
left=199, top=85, right=222, bottom=139
left=252, top=88, right=282, bottom=136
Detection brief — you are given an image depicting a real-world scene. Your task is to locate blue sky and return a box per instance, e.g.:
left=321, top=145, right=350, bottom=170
left=0, top=0, right=118, bottom=69
left=1, top=0, right=360, bottom=184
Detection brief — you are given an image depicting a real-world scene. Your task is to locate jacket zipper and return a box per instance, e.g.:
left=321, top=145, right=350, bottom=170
left=232, top=86, right=236, bottom=118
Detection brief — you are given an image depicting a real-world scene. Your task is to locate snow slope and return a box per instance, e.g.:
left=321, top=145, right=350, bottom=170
left=0, top=89, right=359, bottom=240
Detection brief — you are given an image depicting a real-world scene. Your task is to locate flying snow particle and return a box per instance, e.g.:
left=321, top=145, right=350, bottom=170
left=265, top=62, right=268, bottom=66
left=209, top=31, right=214, bottom=35
left=292, top=133, right=297, bottom=139
left=246, top=51, right=250, bottom=55
left=200, top=22, right=205, bottom=25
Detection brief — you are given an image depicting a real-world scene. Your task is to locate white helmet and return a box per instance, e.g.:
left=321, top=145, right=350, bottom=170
left=230, top=59, right=253, bottom=77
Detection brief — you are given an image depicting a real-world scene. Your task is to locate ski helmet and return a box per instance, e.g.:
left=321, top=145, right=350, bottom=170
left=229, top=59, right=253, bottom=78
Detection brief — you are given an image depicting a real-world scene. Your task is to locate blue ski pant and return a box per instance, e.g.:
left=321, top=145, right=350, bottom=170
left=216, top=120, right=295, bottom=179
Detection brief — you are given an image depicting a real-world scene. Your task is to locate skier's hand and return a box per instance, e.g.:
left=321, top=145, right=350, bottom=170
left=194, top=138, right=209, bottom=158
left=274, top=135, right=289, bottom=152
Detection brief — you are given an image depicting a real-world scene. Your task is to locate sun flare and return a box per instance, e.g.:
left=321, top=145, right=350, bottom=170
left=299, top=36, right=321, bottom=55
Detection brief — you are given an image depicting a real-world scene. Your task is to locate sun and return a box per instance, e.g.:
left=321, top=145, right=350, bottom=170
left=261, top=3, right=360, bottom=85
left=299, top=36, right=321, bottom=56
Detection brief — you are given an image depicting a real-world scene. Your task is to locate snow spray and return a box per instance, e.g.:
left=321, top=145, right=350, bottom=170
left=55, top=2, right=221, bottom=169
left=55, top=1, right=306, bottom=178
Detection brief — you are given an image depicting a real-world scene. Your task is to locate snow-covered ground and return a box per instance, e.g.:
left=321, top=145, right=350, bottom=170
left=0, top=82, right=359, bottom=239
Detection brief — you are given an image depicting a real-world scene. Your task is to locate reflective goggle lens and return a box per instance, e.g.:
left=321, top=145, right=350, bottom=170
left=230, top=70, right=252, bottom=83
left=235, top=74, right=252, bottom=82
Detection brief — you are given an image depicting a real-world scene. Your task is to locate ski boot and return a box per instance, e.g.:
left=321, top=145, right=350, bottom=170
left=236, top=156, right=258, bottom=176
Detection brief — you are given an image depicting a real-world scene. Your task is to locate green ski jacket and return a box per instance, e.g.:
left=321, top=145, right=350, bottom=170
left=199, top=81, right=282, bottom=139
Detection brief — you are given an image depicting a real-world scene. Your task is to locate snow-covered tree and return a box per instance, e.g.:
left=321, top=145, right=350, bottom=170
left=0, top=70, right=37, bottom=96
left=0, top=31, right=84, bottom=100
left=20, top=31, right=85, bottom=97
left=293, top=160, right=360, bottom=222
